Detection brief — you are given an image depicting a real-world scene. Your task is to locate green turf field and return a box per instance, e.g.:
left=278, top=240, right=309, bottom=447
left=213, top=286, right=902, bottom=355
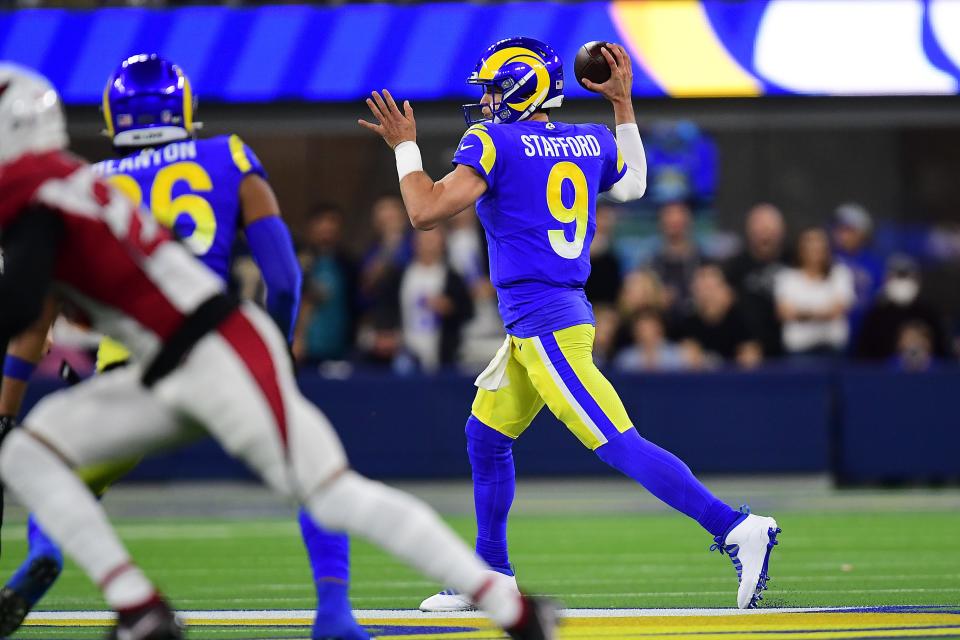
left=2, top=507, right=959, bottom=638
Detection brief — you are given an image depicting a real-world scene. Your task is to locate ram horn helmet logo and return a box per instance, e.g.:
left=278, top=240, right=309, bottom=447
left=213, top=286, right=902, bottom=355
left=477, top=46, right=550, bottom=112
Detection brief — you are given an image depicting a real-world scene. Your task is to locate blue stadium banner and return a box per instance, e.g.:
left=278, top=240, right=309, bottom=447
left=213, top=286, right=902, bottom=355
left=2, top=0, right=959, bottom=104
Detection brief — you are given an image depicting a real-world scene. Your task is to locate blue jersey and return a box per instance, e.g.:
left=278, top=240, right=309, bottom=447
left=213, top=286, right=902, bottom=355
left=453, top=120, right=626, bottom=338
left=91, top=135, right=266, bottom=281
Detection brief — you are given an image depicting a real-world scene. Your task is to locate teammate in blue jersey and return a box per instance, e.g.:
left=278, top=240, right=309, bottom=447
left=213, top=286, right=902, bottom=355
left=360, top=37, right=781, bottom=610
left=0, top=54, right=368, bottom=640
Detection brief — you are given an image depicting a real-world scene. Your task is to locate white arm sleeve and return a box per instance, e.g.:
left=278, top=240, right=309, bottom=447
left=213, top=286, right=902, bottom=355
left=604, top=123, right=647, bottom=203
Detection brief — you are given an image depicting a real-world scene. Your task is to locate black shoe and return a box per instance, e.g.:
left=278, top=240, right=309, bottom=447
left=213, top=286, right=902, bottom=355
left=107, top=596, right=184, bottom=640
left=0, top=555, right=63, bottom=637
left=0, top=586, right=29, bottom=638
left=505, top=595, right=558, bottom=640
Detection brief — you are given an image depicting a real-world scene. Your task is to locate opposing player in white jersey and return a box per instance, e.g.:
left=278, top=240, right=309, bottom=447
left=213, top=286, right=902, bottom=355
left=0, top=65, right=555, bottom=640
left=0, top=53, right=370, bottom=640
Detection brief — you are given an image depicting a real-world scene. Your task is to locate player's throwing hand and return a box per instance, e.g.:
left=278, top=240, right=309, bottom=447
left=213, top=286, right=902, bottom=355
left=359, top=89, right=416, bottom=149
left=581, top=44, right=633, bottom=106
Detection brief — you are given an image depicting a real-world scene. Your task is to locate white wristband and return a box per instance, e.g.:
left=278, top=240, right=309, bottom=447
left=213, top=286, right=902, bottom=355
left=394, top=141, right=423, bottom=181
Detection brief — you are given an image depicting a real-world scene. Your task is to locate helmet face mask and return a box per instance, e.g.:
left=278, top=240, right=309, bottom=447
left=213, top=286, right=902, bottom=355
left=463, top=82, right=509, bottom=125
left=462, top=37, right=563, bottom=126
left=0, top=63, right=68, bottom=165
left=103, top=53, right=198, bottom=150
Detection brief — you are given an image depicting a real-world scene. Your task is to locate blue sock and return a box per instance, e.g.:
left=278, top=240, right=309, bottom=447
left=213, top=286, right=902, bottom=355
left=298, top=510, right=368, bottom=639
left=299, top=509, right=350, bottom=601
left=466, top=415, right=515, bottom=576
left=7, top=515, right=63, bottom=605
left=595, top=428, right=741, bottom=538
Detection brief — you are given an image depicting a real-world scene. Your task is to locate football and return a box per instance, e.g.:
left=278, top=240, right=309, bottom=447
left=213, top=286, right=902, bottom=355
left=574, top=41, right=612, bottom=90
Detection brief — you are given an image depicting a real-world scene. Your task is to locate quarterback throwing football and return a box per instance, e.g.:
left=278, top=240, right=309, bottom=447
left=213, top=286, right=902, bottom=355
left=361, top=37, right=781, bottom=611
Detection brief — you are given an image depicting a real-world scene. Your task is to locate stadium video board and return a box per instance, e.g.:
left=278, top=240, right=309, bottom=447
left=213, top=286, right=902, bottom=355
left=1, top=0, right=958, bottom=103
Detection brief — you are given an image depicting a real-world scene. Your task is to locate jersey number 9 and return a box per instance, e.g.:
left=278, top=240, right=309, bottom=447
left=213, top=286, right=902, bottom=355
left=546, top=161, right=589, bottom=260
left=107, top=162, right=217, bottom=256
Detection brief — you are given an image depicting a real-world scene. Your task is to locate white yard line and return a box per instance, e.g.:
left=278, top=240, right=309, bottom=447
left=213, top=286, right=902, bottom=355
left=23, top=606, right=952, bottom=623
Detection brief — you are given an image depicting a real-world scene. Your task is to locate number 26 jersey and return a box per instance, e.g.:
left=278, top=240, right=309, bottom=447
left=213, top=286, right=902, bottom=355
left=91, top=134, right=266, bottom=282
left=453, top=120, right=626, bottom=338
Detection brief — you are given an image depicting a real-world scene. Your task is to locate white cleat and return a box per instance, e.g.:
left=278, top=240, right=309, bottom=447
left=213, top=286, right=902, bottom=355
left=418, top=589, right=475, bottom=612
left=419, top=572, right=519, bottom=613
left=712, top=513, right=781, bottom=609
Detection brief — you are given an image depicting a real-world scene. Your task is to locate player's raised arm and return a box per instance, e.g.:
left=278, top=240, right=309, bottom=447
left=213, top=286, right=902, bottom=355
left=582, top=44, right=647, bottom=203
left=359, top=90, right=486, bottom=230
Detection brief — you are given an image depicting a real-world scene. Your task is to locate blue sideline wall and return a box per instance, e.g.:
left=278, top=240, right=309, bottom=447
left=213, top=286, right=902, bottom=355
left=18, top=369, right=960, bottom=484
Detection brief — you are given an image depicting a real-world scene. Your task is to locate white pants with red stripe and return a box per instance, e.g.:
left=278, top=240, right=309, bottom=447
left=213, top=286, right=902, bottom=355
left=7, top=304, right=521, bottom=624
left=26, top=303, right=344, bottom=498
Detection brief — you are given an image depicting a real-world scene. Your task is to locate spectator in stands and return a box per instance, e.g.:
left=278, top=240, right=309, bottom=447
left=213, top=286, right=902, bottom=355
left=723, top=203, right=788, bottom=357
left=775, top=227, right=855, bottom=359
left=647, top=201, right=704, bottom=321
left=893, top=321, right=938, bottom=372
left=387, top=229, right=473, bottom=373
left=593, top=304, right=621, bottom=368
left=614, top=309, right=693, bottom=372
left=832, top=203, right=885, bottom=338
left=616, top=269, right=668, bottom=354
left=855, top=254, right=952, bottom=362
left=673, top=265, right=762, bottom=368
left=358, top=314, right=403, bottom=369
left=586, top=204, right=623, bottom=306
left=359, top=194, right=413, bottom=305
left=293, top=204, right=358, bottom=365
left=618, top=269, right=668, bottom=318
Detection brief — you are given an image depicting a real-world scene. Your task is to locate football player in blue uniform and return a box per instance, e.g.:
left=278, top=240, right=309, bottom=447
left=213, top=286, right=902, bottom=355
left=360, top=37, right=781, bottom=611
left=0, top=54, right=368, bottom=640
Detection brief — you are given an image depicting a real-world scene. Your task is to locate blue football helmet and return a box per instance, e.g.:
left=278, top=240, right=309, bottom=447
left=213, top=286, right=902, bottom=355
left=463, top=37, right=564, bottom=125
left=102, top=53, right=197, bottom=149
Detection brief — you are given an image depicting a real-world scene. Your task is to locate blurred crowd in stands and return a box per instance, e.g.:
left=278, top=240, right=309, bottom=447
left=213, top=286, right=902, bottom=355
left=282, top=120, right=956, bottom=376
left=287, top=196, right=503, bottom=376
left=286, top=193, right=957, bottom=376
left=31, top=119, right=957, bottom=378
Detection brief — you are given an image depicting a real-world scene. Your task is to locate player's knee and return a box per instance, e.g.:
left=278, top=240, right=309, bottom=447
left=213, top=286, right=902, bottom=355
left=466, top=416, right=515, bottom=488
left=596, top=426, right=674, bottom=467
left=305, top=469, right=431, bottom=538
left=465, top=416, right=514, bottom=454
left=466, top=422, right=517, bottom=531
left=304, top=470, right=361, bottom=531
left=283, top=397, right=350, bottom=499
left=306, top=470, right=380, bottom=531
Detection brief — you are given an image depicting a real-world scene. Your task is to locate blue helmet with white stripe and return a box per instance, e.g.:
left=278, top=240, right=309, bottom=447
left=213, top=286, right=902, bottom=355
left=462, top=37, right=564, bottom=125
